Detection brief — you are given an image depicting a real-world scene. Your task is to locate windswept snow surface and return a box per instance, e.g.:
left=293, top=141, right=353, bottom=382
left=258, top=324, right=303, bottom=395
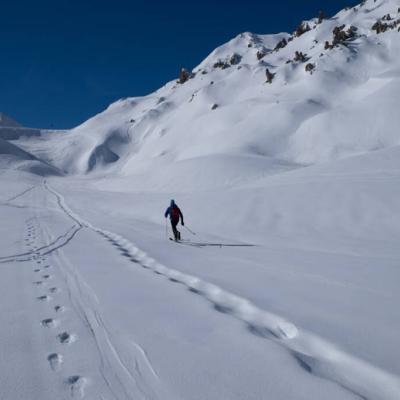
left=1, top=0, right=400, bottom=399
left=1, top=149, right=400, bottom=400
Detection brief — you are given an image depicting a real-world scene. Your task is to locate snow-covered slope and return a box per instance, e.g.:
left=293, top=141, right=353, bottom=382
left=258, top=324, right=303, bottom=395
left=0, top=112, right=21, bottom=127
left=0, top=138, right=61, bottom=176
left=0, top=112, right=43, bottom=140
left=13, top=0, right=400, bottom=178
left=1, top=1, right=400, bottom=399
left=0, top=114, right=62, bottom=175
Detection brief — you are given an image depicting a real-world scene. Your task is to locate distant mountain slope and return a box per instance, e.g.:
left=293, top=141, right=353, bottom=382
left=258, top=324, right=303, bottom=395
left=0, top=112, right=21, bottom=127
left=0, top=133, right=62, bottom=176
left=0, top=113, right=66, bottom=175
left=0, top=112, right=43, bottom=140
left=11, top=0, right=400, bottom=180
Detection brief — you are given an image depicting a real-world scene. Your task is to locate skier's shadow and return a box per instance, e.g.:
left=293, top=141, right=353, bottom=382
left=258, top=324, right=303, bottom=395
left=180, top=240, right=256, bottom=248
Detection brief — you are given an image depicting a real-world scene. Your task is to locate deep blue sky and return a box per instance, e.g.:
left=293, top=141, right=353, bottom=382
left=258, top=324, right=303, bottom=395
left=0, top=0, right=358, bottom=129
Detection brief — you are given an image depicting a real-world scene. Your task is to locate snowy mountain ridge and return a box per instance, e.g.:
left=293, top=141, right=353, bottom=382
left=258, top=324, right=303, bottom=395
left=0, top=112, right=21, bottom=127
left=9, top=0, right=400, bottom=180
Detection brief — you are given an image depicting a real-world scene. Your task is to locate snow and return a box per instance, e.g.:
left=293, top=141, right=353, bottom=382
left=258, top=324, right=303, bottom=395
left=1, top=0, right=400, bottom=398
left=0, top=112, right=21, bottom=128
left=12, top=1, right=400, bottom=177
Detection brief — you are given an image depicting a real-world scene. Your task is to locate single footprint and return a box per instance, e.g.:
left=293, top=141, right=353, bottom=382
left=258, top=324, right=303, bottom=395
left=67, top=376, right=87, bottom=398
left=57, top=332, right=76, bottom=344
left=54, top=305, right=66, bottom=313
left=43, top=265, right=51, bottom=269
left=34, top=269, right=41, bottom=273
left=41, top=318, right=58, bottom=328
left=37, top=295, right=50, bottom=302
left=49, top=287, right=59, bottom=293
left=34, top=281, right=43, bottom=285
left=43, top=275, right=50, bottom=279
left=47, top=353, right=63, bottom=371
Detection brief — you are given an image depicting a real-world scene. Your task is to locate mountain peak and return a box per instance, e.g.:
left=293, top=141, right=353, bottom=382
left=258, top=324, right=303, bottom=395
left=0, top=113, right=22, bottom=128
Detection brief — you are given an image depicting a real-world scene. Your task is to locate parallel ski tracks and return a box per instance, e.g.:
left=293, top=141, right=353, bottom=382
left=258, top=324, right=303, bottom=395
left=37, top=181, right=400, bottom=400
left=43, top=181, right=172, bottom=399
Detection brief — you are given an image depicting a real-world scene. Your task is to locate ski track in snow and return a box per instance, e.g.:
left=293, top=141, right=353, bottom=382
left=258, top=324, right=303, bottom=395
left=17, top=181, right=173, bottom=400
left=5, top=184, right=37, bottom=203
left=50, top=244, right=170, bottom=400
left=4, top=180, right=400, bottom=399
left=41, top=181, right=400, bottom=400
left=0, top=224, right=82, bottom=264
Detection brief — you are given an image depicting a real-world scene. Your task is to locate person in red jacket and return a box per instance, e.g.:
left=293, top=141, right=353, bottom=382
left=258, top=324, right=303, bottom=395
left=164, top=199, right=184, bottom=241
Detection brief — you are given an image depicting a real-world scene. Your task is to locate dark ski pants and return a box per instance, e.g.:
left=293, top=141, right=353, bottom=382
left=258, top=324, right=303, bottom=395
left=171, top=219, right=181, bottom=240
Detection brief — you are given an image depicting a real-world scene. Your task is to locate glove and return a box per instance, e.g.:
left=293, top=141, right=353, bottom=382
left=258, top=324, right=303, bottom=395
left=182, top=221, right=184, bottom=226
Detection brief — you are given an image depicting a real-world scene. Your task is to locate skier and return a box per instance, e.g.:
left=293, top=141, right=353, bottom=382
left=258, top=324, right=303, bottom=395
left=164, top=199, right=184, bottom=241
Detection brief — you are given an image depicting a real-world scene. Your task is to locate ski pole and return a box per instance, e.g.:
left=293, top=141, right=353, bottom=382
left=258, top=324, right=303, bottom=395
left=184, top=225, right=196, bottom=235
left=165, top=218, right=169, bottom=239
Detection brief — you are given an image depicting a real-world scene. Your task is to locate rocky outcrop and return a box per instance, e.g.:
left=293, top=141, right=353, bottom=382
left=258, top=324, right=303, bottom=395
left=325, top=25, right=358, bottom=49
left=265, top=68, right=276, bottom=84
left=293, top=22, right=311, bottom=37
left=294, top=51, right=309, bottom=62
left=317, top=10, right=326, bottom=24
left=213, top=60, right=230, bottom=69
left=178, top=68, right=190, bottom=84
left=257, top=50, right=266, bottom=60
left=372, top=17, right=400, bottom=33
left=274, top=38, right=288, bottom=51
left=213, top=53, right=242, bottom=69
left=230, top=53, right=242, bottom=65
left=305, top=63, right=315, bottom=73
